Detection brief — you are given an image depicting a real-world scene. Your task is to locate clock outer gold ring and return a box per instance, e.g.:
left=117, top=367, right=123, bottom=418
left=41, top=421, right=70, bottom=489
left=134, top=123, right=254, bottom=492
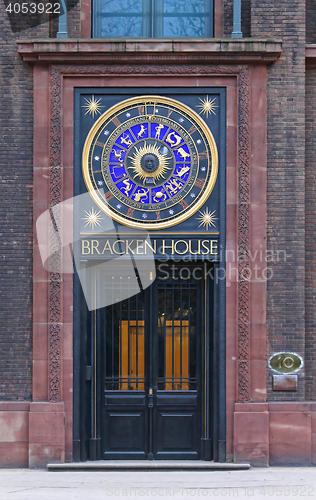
left=82, top=95, right=218, bottom=230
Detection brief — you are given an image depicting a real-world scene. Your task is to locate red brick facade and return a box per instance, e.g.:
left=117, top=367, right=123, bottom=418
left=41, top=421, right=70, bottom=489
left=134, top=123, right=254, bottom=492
left=305, top=63, right=316, bottom=402
left=0, top=14, right=51, bottom=402
left=252, top=0, right=307, bottom=402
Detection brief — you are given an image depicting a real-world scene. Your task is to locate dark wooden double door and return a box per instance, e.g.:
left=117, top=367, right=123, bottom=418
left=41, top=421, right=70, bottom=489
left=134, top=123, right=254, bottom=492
left=97, top=266, right=204, bottom=460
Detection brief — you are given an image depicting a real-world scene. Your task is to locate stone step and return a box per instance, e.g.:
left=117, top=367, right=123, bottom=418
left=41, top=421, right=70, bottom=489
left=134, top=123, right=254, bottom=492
left=47, top=461, right=251, bottom=471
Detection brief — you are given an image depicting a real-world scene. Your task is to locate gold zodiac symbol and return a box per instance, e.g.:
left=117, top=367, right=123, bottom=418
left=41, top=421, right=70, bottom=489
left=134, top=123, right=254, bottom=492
left=137, top=125, right=146, bottom=139
left=155, top=124, right=164, bottom=140
left=176, top=147, right=190, bottom=160
left=153, top=191, right=167, bottom=203
left=112, top=167, right=125, bottom=180
left=166, top=132, right=182, bottom=148
left=113, top=149, right=124, bottom=162
left=121, top=134, right=133, bottom=147
left=175, top=166, right=190, bottom=178
left=122, top=178, right=133, bottom=196
left=165, top=178, right=184, bottom=195
left=133, top=188, right=148, bottom=202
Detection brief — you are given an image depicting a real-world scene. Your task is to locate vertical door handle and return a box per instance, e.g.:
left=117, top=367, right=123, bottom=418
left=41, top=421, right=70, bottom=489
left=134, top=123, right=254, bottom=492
left=148, top=387, right=153, bottom=407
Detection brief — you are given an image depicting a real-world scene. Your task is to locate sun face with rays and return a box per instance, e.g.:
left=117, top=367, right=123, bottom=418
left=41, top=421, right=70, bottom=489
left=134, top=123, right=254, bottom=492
left=128, top=142, right=171, bottom=185
left=196, top=208, right=217, bottom=230
left=196, top=96, right=218, bottom=119
left=82, top=95, right=104, bottom=118
left=83, top=207, right=104, bottom=230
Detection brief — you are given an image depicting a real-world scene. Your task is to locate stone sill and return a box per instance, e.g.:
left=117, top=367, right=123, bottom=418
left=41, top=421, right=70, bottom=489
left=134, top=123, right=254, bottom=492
left=17, top=38, right=282, bottom=64
left=306, top=45, right=316, bottom=67
left=306, top=44, right=316, bottom=58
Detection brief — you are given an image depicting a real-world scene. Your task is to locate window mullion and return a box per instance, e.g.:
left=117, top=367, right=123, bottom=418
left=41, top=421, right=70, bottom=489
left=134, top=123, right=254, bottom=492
left=143, top=0, right=152, bottom=37
left=205, top=0, right=214, bottom=37
left=153, top=0, right=163, bottom=38
left=92, top=0, right=102, bottom=37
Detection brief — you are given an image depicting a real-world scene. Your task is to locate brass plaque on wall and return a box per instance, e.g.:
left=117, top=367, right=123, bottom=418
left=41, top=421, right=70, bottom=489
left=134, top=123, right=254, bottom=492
left=268, top=352, right=303, bottom=374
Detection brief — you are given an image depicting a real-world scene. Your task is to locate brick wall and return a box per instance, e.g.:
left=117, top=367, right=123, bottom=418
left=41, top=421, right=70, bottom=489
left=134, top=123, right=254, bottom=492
left=67, top=0, right=81, bottom=38
left=223, top=0, right=233, bottom=36
left=305, top=66, right=316, bottom=401
left=223, top=0, right=251, bottom=37
left=241, top=0, right=251, bottom=38
left=0, top=6, right=49, bottom=399
left=251, top=0, right=306, bottom=400
left=306, top=0, right=316, bottom=43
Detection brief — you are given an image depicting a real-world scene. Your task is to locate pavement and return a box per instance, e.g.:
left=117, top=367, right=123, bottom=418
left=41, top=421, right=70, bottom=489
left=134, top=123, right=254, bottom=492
left=0, top=467, right=315, bottom=500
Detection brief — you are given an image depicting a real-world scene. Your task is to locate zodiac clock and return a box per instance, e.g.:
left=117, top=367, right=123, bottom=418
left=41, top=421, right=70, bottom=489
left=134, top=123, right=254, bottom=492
left=82, top=95, right=218, bottom=230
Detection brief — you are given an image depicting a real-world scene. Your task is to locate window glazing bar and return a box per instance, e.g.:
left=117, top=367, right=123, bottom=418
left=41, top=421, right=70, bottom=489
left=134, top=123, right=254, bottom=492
left=57, top=0, right=68, bottom=38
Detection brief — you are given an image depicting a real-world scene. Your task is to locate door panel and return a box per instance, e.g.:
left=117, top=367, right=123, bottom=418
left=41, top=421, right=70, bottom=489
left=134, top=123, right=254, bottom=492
left=107, top=411, right=146, bottom=452
left=103, top=289, right=148, bottom=458
left=120, top=320, right=145, bottom=391
left=101, top=265, right=203, bottom=459
left=153, top=270, right=201, bottom=458
left=156, top=276, right=198, bottom=391
left=156, top=412, right=198, bottom=453
left=104, top=292, right=145, bottom=391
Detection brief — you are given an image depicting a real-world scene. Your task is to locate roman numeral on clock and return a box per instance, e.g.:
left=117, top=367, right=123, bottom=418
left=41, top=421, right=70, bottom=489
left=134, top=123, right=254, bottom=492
left=156, top=211, right=161, bottom=220
left=188, top=125, right=197, bottom=134
left=112, top=117, right=121, bottom=127
left=127, top=208, right=134, bottom=217
left=199, top=150, right=208, bottom=160
left=96, top=141, right=104, bottom=147
left=138, top=106, right=145, bottom=115
left=167, top=109, right=173, bottom=117
left=194, top=178, right=204, bottom=189
left=179, top=200, right=188, bottom=208
left=104, top=191, right=113, bottom=201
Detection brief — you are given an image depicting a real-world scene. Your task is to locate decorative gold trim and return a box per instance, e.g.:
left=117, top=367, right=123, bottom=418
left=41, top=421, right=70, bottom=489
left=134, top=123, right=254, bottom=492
left=83, top=95, right=104, bottom=118
left=196, top=208, right=217, bottom=230
left=197, top=96, right=218, bottom=118
left=129, top=142, right=171, bottom=184
left=82, top=207, right=104, bottom=230
left=204, top=262, right=207, bottom=439
left=82, top=95, right=218, bottom=231
left=79, top=232, right=220, bottom=236
left=94, top=270, right=97, bottom=438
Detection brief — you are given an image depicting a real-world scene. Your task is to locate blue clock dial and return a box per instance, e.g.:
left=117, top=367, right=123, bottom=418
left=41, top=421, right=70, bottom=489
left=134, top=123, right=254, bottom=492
left=83, top=96, right=218, bottom=230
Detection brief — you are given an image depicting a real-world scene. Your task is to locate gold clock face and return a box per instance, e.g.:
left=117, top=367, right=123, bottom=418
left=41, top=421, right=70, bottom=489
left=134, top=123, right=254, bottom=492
left=82, top=95, right=218, bottom=230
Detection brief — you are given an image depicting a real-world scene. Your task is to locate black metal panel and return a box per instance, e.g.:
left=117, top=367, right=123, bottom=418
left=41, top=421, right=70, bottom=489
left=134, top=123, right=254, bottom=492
left=154, top=395, right=199, bottom=458
left=217, top=91, right=227, bottom=462
left=105, top=410, right=147, bottom=455
left=73, top=88, right=81, bottom=462
left=155, top=412, right=199, bottom=455
left=75, top=87, right=222, bottom=237
left=156, top=393, right=198, bottom=406
left=73, top=88, right=227, bottom=462
left=105, top=394, right=146, bottom=405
